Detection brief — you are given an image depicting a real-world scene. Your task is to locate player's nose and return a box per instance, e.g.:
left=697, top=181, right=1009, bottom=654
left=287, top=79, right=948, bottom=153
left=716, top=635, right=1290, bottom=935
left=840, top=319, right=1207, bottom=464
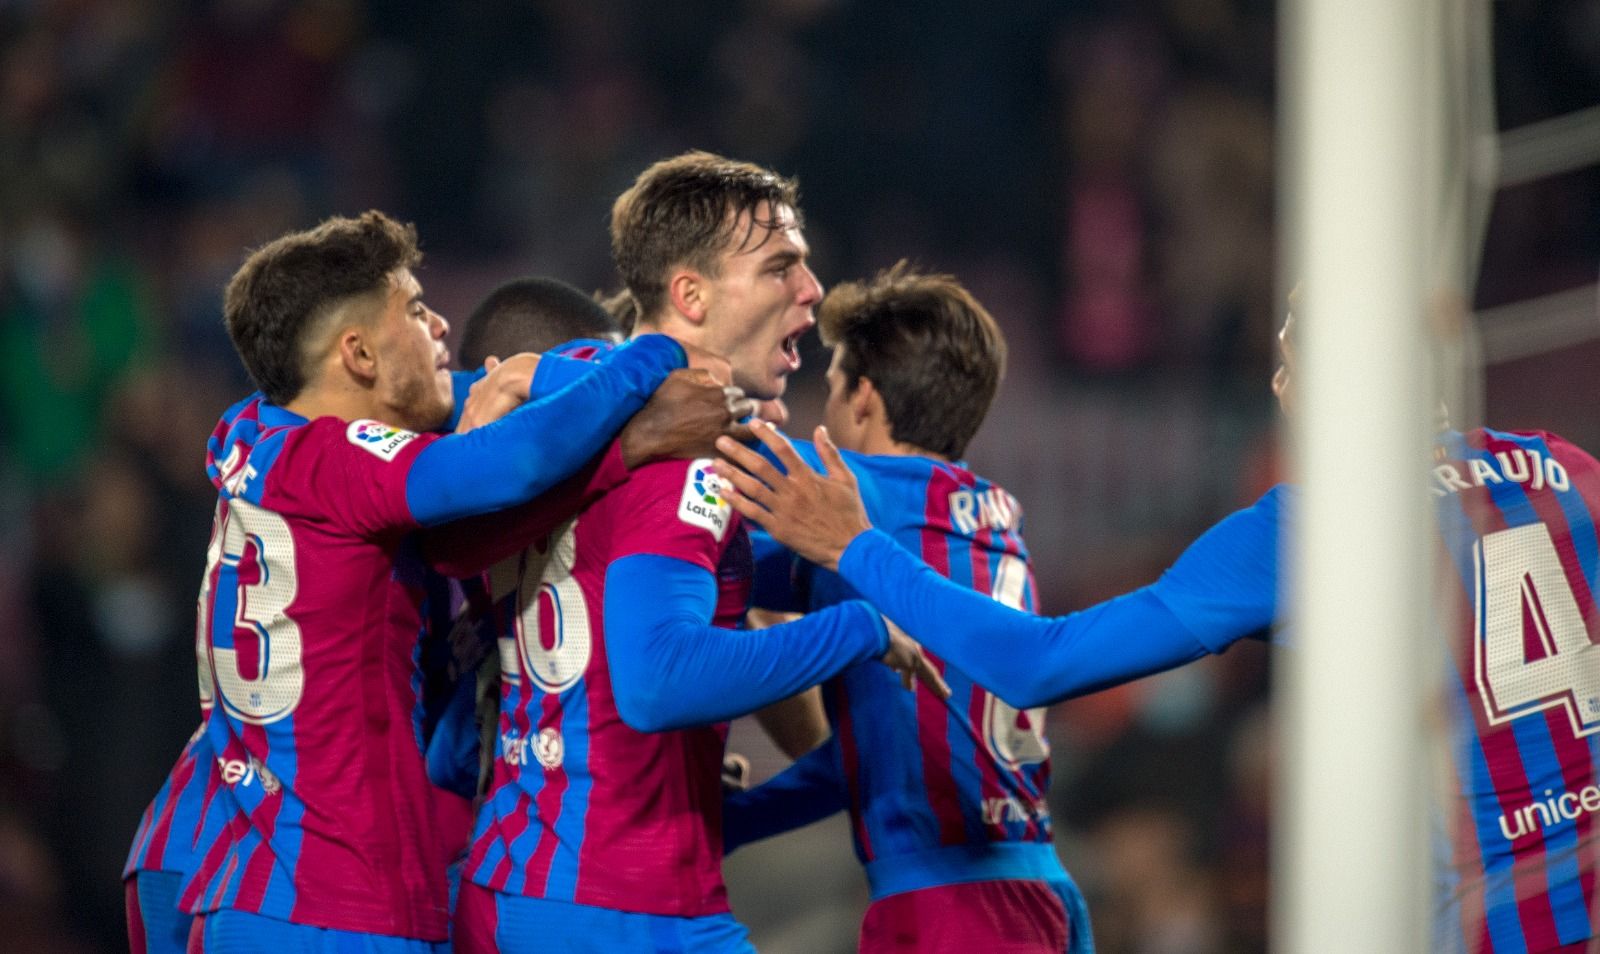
left=430, top=309, right=450, bottom=339
left=796, top=265, right=823, bottom=308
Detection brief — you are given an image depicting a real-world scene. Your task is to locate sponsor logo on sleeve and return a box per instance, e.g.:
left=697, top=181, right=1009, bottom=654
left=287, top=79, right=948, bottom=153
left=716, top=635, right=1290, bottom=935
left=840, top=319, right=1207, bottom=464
left=346, top=420, right=418, bottom=461
left=678, top=458, right=731, bottom=541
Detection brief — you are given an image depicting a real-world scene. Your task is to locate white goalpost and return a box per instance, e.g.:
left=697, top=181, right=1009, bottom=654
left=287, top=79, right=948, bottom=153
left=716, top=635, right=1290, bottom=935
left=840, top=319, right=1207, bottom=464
left=1273, top=0, right=1443, bottom=947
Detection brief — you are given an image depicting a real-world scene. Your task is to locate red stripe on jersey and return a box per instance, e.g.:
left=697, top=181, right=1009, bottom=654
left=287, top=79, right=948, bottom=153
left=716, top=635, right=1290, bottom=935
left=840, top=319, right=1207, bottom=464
left=520, top=692, right=571, bottom=893
left=126, top=877, right=148, bottom=954
left=180, top=807, right=236, bottom=913
left=464, top=700, right=516, bottom=879
left=489, top=644, right=539, bottom=893
left=1450, top=459, right=1565, bottom=950
left=1489, top=434, right=1600, bottom=946
left=832, top=680, right=875, bottom=861
left=487, top=792, right=534, bottom=893
left=144, top=749, right=199, bottom=867
left=918, top=466, right=968, bottom=845
left=959, top=486, right=1020, bottom=842
left=1437, top=532, right=1491, bottom=954
left=207, top=836, right=243, bottom=912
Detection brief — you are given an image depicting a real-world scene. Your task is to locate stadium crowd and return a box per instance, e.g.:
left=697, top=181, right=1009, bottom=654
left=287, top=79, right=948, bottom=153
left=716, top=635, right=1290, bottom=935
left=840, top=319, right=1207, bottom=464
left=2, top=1, right=1598, bottom=952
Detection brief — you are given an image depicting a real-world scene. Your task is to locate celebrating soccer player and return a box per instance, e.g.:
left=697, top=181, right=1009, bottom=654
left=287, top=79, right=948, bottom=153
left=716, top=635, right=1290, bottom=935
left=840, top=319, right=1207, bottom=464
left=169, top=211, right=742, bottom=953
left=453, top=153, right=937, bottom=954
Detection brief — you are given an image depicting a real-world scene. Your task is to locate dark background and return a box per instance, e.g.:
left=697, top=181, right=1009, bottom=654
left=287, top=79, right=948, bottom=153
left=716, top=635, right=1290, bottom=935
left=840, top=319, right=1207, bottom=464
left=2, top=1, right=1597, bottom=950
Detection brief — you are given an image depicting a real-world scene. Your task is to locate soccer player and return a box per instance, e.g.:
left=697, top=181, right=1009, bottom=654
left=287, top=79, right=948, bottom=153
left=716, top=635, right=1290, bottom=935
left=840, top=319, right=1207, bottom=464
left=454, top=152, right=935, bottom=954
left=710, top=263, right=1276, bottom=952
left=713, top=360, right=1280, bottom=707
left=175, top=210, right=739, bottom=953
left=727, top=300, right=1600, bottom=953
left=1274, top=315, right=1600, bottom=954
left=420, top=276, right=624, bottom=802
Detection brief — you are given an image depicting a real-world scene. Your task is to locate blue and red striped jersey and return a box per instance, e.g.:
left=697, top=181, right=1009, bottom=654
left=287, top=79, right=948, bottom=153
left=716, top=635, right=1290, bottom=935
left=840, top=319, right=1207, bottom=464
left=1435, top=427, right=1600, bottom=953
left=793, top=446, right=1061, bottom=886
left=124, top=726, right=223, bottom=880
left=126, top=520, right=228, bottom=882
left=462, top=458, right=751, bottom=916
left=178, top=395, right=456, bottom=940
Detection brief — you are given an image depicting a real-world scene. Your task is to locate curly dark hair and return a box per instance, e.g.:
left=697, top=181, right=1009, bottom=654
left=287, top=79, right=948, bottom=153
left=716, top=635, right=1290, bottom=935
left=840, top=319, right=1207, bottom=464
left=223, top=210, right=421, bottom=405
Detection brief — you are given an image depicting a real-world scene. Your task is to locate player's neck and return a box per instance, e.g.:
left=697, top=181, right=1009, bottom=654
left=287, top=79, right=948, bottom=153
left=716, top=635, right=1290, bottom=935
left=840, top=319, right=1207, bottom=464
left=854, top=425, right=948, bottom=462
left=283, top=377, right=384, bottom=426
left=632, top=313, right=711, bottom=354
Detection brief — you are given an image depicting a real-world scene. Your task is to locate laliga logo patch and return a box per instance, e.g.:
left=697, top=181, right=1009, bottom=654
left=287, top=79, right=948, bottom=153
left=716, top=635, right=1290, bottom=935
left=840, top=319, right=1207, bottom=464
left=346, top=419, right=418, bottom=461
left=678, top=458, right=731, bottom=541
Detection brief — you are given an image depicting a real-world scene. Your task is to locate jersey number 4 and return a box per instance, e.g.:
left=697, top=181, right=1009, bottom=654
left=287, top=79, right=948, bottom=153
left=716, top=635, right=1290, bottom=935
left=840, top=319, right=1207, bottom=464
left=198, top=499, right=305, bottom=725
left=982, top=554, right=1050, bottom=769
left=1474, top=522, right=1600, bottom=736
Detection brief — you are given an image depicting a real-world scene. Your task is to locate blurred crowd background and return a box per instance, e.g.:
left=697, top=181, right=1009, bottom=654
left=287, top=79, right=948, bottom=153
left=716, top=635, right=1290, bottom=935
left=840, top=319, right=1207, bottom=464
left=2, top=1, right=1598, bottom=951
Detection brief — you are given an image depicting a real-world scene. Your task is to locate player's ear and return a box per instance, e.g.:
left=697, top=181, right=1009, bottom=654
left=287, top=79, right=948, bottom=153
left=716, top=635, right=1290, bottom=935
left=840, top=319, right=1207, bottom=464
left=337, top=325, right=380, bottom=384
left=851, top=376, right=880, bottom=426
left=667, top=269, right=710, bottom=326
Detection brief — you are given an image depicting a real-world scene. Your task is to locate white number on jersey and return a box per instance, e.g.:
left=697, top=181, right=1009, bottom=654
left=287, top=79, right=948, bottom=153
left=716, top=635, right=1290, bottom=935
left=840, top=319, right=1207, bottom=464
left=1474, top=522, right=1600, bottom=736
left=500, top=520, right=592, bottom=694
left=981, top=553, right=1049, bottom=768
left=208, top=500, right=305, bottom=725
left=194, top=503, right=223, bottom=711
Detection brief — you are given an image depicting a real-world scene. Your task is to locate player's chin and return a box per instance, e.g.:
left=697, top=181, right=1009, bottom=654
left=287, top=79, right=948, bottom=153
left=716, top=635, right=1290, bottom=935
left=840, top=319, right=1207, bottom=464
left=759, top=372, right=791, bottom=401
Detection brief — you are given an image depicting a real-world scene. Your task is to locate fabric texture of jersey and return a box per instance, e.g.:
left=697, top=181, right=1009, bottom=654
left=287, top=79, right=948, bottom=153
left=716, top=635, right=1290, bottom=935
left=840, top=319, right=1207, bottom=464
left=178, top=337, right=680, bottom=939
left=782, top=447, right=1073, bottom=891
left=178, top=395, right=457, bottom=938
left=453, top=881, right=755, bottom=954
left=857, top=878, right=1074, bottom=954
left=463, top=456, right=751, bottom=917
left=127, top=869, right=191, bottom=954
left=126, top=723, right=223, bottom=880
left=189, top=908, right=448, bottom=954
left=1434, top=428, right=1600, bottom=954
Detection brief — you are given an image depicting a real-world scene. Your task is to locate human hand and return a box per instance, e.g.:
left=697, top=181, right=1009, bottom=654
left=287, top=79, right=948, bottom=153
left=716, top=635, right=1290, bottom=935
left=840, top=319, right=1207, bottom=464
left=880, top=620, right=950, bottom=698
left=456, top=352, right=541, bottom=433
left=754, top=398, right=789, bottom=428
left=712, top=423, right=872, bottom=571
left=619, top=369, right=759, bottom=468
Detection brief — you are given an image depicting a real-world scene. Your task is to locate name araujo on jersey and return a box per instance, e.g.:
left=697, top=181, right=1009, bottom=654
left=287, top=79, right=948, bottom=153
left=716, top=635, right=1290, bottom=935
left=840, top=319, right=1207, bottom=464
left=1432, top=446, right=1570, bottom=498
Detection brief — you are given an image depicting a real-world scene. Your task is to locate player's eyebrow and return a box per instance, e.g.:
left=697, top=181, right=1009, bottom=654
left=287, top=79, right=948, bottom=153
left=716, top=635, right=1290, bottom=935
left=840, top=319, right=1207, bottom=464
left=760, top=249, right=803, bottom=269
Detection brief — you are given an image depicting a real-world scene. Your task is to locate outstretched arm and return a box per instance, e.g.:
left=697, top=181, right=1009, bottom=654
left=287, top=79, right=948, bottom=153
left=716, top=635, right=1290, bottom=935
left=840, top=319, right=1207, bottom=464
left=405, top=334, right=684, bottom=526
left=714, top=423, right=1282, bottom=709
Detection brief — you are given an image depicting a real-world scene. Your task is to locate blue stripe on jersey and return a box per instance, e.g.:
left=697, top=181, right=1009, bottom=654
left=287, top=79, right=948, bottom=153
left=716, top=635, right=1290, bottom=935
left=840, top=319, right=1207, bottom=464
left=937, top=528, right=992, bottom=846
left=1447, top=677, right=1527, bottom=954
left=833, top=664, right=938, bottom=860
left=1473, top=436, right=1594, bottom=945
left=544, top=679, right=592, bottom=902
left=127, top=766, right=179, bottom=873
left=472, top=786, right=513, bottom=889
left=1523, top=435, right=1600, bottom=945
left=1534, top=435, right=1600, bottom=594
left=263, top=717, right=305, bottom=921
left=496, top=679, right=548, bottom=894
left=1435, top=448, right=1527, bottom=953
left=1509, top=714, right=1590, bottom=945
left=939, top=665, right=988, bottom=845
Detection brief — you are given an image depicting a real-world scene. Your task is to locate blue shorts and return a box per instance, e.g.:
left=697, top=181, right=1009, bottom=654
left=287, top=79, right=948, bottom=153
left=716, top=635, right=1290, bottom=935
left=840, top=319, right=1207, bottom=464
left=454, top=881, right=755, bottom=954
left=127, top=870, right=192, bottom=954
left=190, top=909, right=447, bottom=954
